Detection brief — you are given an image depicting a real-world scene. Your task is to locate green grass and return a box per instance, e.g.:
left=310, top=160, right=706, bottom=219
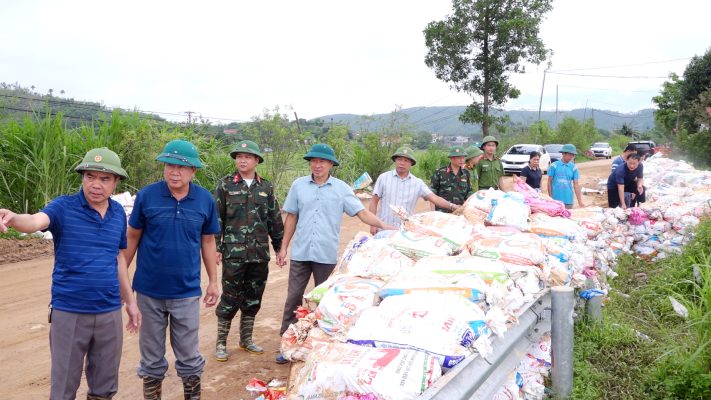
left=0, top=227, right=28, bottom=240
left=572, top=221, right=711, bottom=399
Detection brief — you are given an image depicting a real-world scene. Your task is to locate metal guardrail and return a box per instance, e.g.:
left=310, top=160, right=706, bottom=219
left=419, top=292, right=553, bottom=400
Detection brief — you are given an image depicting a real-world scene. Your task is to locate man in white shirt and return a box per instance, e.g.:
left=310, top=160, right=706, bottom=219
left=369, top=147, right=459, bottom=234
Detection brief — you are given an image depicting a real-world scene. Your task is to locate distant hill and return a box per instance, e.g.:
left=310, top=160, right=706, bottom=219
left=0, top=84, right=165, bottom=128
left=315, top=106, right=656, bottom=137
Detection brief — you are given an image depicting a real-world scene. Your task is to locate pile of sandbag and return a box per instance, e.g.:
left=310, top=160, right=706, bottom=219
left=284, top=155, right=711, bottom=399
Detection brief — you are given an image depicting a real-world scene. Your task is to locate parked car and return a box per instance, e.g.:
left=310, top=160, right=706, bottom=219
left=589, top=142, right=612, bottom=159
left=628, top=140, right=657, bottom=159
left=544, top=144, right=564, bottom=163
left=501, top=144, right=551, bottom=175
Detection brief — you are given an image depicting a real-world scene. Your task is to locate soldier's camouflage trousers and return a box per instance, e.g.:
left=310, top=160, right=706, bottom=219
left=216, top=260, right=269, bottom=320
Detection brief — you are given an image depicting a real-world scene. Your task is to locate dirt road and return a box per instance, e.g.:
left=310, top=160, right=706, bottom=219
left=0, top=158, right=612, bottom=399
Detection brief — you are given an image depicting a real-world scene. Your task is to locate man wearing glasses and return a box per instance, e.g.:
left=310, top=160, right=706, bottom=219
left=125, top=139, right=220, bottom=400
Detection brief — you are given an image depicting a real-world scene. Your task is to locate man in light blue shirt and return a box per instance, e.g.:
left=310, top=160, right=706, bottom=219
left=547, top=144, right=586, bottom=209
left=275, top=144, right=393, bottom=363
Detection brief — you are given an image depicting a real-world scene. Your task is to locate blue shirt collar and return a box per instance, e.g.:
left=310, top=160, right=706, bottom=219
left=77, top=189, right=114, bottom=212
left=159, top=180, right=196, bottom=200
left=309, top=174, right=333, bottom=186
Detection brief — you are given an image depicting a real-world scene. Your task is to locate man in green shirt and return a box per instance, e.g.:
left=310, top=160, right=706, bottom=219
left=476, top=136, right=504, bottom=190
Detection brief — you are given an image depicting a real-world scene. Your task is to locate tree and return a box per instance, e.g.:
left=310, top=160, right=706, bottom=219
left=680, top=49, right=711, bottom=132
left=424, top=0, right=552, bottom=135
left=619, top=123, right=635, bottom=138
left=652, top=72, right=683, bottom=132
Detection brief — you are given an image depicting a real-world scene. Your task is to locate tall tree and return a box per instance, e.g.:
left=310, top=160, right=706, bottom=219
left=424, top=0, right=552, bottom=135
left=652, top=73, right=683, bottom=132
left=680, top=49, right=711, bottom=132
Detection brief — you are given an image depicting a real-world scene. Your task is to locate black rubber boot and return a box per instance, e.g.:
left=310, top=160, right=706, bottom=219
left=182, top=375, right=201, bottom=400
left=142, top=376, right=163, bottom=400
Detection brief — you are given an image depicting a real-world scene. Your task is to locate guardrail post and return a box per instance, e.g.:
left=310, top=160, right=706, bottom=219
left=551, top=286, right=574, bottom=399
left=585, top=295, right=603, bottom=322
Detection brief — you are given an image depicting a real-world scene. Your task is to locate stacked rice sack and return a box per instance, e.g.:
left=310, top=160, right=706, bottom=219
left=285, top=156, right=711, bottom=399
left=286, top=200, right=561, bottom=399
left=566, top=156, right=711, bottom=282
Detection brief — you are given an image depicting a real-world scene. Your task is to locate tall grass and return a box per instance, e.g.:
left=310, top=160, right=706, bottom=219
left=411, top=147, right=450, bottom=183
left=0, top=113, right=83, bottom=212
left=573, top=220, right=711, bottom=399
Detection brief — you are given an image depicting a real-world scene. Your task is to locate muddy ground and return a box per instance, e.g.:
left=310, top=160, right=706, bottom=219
left=0, top=159, right=612, bottom=400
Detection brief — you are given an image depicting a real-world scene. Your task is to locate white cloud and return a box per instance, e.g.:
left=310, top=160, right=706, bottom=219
left=1, top=0, right=709, bottom=121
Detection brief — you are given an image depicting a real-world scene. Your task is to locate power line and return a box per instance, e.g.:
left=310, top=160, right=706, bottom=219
left=553, top=57, right=691, bottom=72
left=590, top=109, right=645, bottom=119
left=547, top=71, right=668, bottom=79
left=410, top=106, right=462, bottom=125
left=403, top=93, right=459, bottom=117
left=558, top=85, right=658, bottom=93
left=0, top=105, right=93, bottom=120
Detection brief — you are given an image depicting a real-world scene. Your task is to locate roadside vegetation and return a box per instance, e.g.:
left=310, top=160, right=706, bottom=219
left=572, top=220, right=711, bottom=399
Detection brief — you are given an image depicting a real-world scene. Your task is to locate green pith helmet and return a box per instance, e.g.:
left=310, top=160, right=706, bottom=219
left=74, top=148, right=128, bottom=179
left=391, top=147, right=417, bottom=165
left=156, top=139, right=203, bottom=168
left=304, top=143, right=339, bottom=166
left=561, top=143, right=578, bottom=155
left=480, top=135, right=499, bottom=149
left=448, top=146, right=467, bottom=158
left=465, top=146, right=483, bottom=161
left=230, top=140, right=264, bottom=163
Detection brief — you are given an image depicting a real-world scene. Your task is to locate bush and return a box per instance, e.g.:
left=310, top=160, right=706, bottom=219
left=411, top=147, right=450, bottom=183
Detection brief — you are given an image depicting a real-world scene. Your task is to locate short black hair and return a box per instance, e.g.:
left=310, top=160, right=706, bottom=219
left=628, top=152, right=641, bottom=161
left=529, top=151, right=541, bottom=159
left=624, top=144, right=637, bottom=152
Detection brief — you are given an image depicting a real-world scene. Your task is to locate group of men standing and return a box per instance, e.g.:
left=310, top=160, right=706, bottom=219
left=0, top=138, right=398, bottom=399
left=368, top=135, right=506, bottom=235
left=0, top=133, right=602, bottom=399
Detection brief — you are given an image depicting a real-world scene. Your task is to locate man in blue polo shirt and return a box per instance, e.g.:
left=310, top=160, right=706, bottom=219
left=607, top=152, right=644, bottom=209
left=547, top=144, right=586, bottom=209
left=125, top=140, right=220, bottom=400
left=274, top=143, right=394, bottom=364
left=0, top=148, right=140, bottom=400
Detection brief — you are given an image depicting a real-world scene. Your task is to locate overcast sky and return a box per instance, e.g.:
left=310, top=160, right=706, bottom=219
left=1, top=0, right=709, bottom=123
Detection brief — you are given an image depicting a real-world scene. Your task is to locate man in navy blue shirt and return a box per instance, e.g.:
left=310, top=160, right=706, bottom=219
left=607, top=152, right=644, bottom=209
left=125, top=140, right=220, bottom=400
left=0, top=148, right=140, bottom=400
left=611, top=144, right=637, bottom=172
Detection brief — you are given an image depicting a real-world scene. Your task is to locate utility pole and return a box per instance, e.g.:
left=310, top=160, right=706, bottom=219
left=555, top=85, right=559, bottom=128
left=184, top=111, right=196, bottom=124
left=294, top=112, right=303, bottom=136
left=591, top=108, right=595, bottom=128
left=537, top=70, right=547, bottom=122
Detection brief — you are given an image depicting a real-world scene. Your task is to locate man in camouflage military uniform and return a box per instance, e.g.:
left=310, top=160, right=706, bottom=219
left=213, top=140, right=284, bottom=361
left=430, top=146, right=472, bottom=212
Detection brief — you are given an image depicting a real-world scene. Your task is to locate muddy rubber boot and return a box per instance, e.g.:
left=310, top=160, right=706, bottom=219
left=238, top=315, right=264, bottom=354
left=182, top=375, right=201, bottom=400
left=215, top=318, right=231, bottom=361
left=142, top=376, right=163, bottom=400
